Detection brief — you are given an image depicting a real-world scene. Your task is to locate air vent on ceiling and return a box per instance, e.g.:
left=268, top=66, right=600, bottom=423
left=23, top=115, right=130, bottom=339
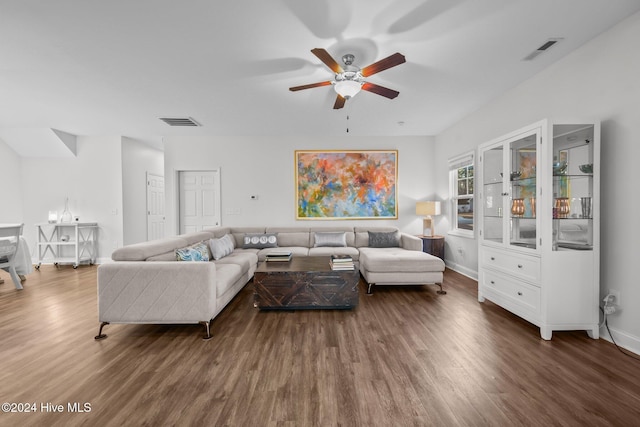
left=159, top=117, right=200, bottom=127
left=523, top=38, right=563, bottom=61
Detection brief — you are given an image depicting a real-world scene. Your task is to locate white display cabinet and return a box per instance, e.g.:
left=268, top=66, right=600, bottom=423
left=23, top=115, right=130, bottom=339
left=478, top=119, right=600, bottom=340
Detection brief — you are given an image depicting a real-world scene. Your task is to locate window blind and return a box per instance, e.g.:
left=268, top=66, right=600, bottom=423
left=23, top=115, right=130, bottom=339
left=448, top=151, right=474, bottom=170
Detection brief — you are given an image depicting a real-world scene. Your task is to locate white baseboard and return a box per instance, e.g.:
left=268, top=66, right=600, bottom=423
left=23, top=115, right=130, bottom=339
left=600, top=324, right=640, bottom=356
left=444, top=261, right=478, bottom=281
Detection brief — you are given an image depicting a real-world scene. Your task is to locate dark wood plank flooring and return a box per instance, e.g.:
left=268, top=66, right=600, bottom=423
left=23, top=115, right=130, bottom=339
left=1, top=266, right=639, bottom=426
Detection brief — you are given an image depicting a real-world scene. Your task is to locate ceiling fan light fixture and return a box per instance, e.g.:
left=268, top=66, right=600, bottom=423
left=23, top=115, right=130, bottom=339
left=334, top=80, right=362, bottom=99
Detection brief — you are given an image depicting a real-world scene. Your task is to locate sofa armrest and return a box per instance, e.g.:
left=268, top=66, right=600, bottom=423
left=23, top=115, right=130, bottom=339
left=97, top=261, right=217, bottom=324
left=400, top=233, right=423, bottom=251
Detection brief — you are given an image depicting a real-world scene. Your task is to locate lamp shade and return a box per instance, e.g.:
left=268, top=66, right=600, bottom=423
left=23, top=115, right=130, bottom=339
left=416, top=201, right=441, bottom=216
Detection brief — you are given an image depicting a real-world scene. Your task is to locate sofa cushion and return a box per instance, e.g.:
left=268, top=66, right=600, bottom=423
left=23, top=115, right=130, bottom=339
left=215, top=263, right=243, bottom=298
left=146, top=252, right=178, bottom=261
left=214, top=250, right=258, bottom=277
left=210, top=234, right=235, bottom=260
left=313, top=232, right=347, bottom=247
left=242, top=233, right=278, bottom=249
left=368, top=231, right=400, bottom=248
left=359, top=247, right=445, bottom=273
left=175, top=242, right=210, bottom=261
left=182, top=231, right=216, bottom=245
left=265, top=227, right=310, bottom=247
left=112, top=237, right=189, bottom=261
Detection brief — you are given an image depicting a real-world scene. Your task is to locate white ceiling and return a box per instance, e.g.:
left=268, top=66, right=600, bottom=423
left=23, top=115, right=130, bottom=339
left=1, top=0, right=639, bottom=151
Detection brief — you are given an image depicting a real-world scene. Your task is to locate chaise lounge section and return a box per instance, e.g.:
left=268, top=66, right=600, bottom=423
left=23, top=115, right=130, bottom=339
left=96, top=226, right=445, bottom=340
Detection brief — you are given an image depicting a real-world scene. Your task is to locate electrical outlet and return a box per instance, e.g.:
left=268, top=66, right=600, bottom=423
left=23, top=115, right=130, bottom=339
left=603, top=289, right=621, bottom=316
left=607, top=289, right=621, bottom=306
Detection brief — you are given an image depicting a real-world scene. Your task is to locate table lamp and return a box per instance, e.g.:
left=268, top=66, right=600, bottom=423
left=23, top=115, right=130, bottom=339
left=416, top=201, right=441, bottom=237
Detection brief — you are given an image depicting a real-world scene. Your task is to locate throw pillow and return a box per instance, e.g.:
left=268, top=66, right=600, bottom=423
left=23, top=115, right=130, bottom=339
left=242, top=233, right=278, bottom=249
left=176, top=241, right=210, bottom=261
left=368, top=231, right=400, bottom=248
left=209, top=234, right=235, bottom=260
left=313, top=232, right=347, bottom=248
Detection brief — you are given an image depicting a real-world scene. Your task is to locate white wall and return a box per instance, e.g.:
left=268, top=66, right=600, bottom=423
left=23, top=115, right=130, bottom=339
left=121, top=138, right=164, bottom=245
left=20, top=136, right=124, bottom=264
left=0, top=139, right=24, bottom=223
left=435, top=12, right=640, bottom=352
left=164, top=135, right=435, bottom=235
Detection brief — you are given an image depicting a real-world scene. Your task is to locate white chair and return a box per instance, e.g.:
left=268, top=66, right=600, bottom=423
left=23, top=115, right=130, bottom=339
left=0, top=224, right=24, bottom=290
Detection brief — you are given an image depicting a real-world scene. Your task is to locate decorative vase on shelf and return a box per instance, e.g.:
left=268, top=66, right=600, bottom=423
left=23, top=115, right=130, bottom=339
left=60, top=198, right=73, bottom=223
left=581, top=197, right=592, bottom=219
left=529, top=198, right=536, bottom=218
left=555, top=198, right=570, bottom=218
left=511, top=198, right=525, bottom=217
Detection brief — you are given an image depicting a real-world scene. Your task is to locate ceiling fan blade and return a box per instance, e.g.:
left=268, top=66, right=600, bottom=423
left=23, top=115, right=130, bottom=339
left=289, top=81, right=333, bottom=91
left=361, top=82, right=400, bottom=99
left=361, top=53, right=406, bottom=77
left=333, top=95, right=346, bottom=109
left=311, top=48, right=343, bottom=73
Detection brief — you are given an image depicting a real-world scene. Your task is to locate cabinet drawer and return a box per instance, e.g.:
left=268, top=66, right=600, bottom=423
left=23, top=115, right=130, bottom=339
left=482, top=271, right=540, bottom=314
left=482, top=247, right=540, bottom=283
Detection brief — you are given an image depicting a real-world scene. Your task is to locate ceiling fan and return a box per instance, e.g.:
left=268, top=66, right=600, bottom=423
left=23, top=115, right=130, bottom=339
left=289, top=48, right=406, bottom=109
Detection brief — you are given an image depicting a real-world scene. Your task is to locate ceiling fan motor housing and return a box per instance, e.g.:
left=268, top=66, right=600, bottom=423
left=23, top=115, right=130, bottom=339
left=342, top=53, right=355, bottom=66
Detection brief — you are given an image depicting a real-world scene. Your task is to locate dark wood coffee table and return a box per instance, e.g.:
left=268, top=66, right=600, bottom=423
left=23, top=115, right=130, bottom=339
left=253, top=256, right=359, bottom=310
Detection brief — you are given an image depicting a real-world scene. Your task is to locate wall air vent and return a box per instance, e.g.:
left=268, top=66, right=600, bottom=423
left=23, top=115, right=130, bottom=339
left=159, top=117, right=200, bottom=127
left=523, top=38, right=563, bottom=61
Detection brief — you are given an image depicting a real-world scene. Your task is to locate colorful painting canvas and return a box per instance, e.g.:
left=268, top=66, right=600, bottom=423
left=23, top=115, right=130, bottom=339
left=295, top=150, right=398, bottom=219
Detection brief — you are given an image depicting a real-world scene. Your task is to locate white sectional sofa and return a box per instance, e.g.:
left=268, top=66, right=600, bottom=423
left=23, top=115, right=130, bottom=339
left=96, top=226, right=445, bottom=340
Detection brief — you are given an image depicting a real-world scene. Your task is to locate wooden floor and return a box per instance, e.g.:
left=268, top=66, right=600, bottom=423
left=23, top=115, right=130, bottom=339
left=1, top=266, right=639, bottom=426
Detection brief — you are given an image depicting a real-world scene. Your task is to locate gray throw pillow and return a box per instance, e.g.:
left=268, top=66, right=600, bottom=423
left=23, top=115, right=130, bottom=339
left=242, top=233, right=278, bottom=249
left=313, top=232, right=347, bottom=247
left=368, top=231, right=400, bottom=248
left=209, top=234, right=235, bottom=260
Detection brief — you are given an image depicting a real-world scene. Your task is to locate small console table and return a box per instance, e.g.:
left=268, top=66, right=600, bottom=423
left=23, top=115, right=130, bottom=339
left=417, top=235, right=445, bottom=260
left=35, top=222, right=98, bottom=269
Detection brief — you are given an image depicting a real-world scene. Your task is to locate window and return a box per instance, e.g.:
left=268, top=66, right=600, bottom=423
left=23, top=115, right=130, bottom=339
left=449, top=151, right=475, bottom=238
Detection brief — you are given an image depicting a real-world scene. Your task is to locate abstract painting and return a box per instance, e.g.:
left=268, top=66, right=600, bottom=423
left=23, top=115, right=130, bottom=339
left=295, top=150, right=398, bottom=219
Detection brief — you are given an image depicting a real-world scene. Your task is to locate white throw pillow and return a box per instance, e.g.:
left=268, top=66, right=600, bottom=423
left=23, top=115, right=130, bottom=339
left=209, top=234, right=235, bottom=260
left=313, top=232, right=347, bottom=247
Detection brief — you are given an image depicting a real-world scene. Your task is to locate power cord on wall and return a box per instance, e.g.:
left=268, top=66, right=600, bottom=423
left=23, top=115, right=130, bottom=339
left=599, top=306, right=640, bottom=361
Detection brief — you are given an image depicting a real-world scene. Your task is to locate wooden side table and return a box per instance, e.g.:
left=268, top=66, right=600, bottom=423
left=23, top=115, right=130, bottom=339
left=417, top=235, right=445, bottom=260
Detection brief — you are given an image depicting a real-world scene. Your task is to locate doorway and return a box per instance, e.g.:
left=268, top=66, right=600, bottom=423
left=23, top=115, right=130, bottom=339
left=146, top=173, right=165, bottom=241
left=177, top=170, right=221, bottom=234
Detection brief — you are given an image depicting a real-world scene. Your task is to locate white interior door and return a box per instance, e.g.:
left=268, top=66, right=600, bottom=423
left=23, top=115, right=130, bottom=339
left=178, top=170, right=221, bottom=234
left=147, top=173, right=165, bottom=241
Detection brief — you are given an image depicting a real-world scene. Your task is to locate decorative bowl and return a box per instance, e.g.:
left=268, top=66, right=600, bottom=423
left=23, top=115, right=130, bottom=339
left=579, top=163, right=593, bottom=174
left=553, top=161, right=567, bottom=175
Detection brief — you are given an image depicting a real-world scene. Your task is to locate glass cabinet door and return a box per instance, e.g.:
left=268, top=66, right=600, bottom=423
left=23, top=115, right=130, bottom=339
left=482, top=145, right=504, bottom=244
left=552, top=124, right=595, bottom=251
left=508, top=133, right=538, bottom=250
